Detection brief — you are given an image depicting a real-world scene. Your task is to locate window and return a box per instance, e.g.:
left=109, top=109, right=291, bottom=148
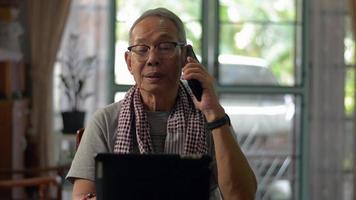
left=219, top=0, right=301, bottom=86
left=113, top=1, right=304, bottom=199
left=217, top=1, right=302, bottom=199
left=114, top=0, right=202, bottom=87
left=345, top=16, right=356, bottom=116
left=343, top=12, right=356, bottom=200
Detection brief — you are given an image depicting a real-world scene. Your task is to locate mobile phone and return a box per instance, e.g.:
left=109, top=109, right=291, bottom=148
left=186, top=45, right=203, bottom=101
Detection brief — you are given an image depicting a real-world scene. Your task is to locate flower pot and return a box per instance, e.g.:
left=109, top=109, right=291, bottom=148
left=61, top=111, right=85, bottom=134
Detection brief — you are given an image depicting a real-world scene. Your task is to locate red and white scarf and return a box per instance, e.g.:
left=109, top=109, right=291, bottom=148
left=113, top=82, right=208, bottom=155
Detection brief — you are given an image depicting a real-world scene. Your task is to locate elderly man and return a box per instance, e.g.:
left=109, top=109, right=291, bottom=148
left=67, top=7, right=257, bottom=200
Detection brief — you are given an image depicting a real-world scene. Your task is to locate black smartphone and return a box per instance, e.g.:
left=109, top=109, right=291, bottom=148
left=186, top=45, right=203, bottom=101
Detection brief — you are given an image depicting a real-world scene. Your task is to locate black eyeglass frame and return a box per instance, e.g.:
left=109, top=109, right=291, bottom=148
left=127, top=41, right=186, bottom=53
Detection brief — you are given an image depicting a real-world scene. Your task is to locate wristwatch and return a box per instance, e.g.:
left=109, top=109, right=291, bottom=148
left=206, top=114, right=231, bottom=130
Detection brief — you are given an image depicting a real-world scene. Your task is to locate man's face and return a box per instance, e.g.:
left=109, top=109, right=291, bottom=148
left=125, top=16, right=186, bottom=96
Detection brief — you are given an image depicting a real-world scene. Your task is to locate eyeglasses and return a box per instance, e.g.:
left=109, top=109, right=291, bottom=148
left=127, top=41, right=186, bottom=61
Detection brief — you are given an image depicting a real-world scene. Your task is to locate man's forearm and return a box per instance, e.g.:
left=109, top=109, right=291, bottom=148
left=212, top=124, right=257, bottom=200
left=72, top=179, right=97, bottom=200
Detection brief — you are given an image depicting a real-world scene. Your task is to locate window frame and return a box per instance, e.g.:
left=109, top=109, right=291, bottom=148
left=109, top=1, right=309, bottom=199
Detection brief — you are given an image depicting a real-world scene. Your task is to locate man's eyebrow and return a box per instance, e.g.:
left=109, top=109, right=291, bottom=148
left=156, top=33, right=175, bottom=40
left=132, top=38, right=147, bottom=44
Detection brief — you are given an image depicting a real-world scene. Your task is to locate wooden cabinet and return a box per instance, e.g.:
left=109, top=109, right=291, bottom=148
left=0, top=99, right=29, bottom=198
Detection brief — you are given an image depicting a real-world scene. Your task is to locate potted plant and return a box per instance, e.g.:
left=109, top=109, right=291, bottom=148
left=58, top=33, right=96, bottom=134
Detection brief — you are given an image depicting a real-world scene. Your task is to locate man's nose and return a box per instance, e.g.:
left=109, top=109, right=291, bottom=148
left=146, top=48, right=160, bottom=66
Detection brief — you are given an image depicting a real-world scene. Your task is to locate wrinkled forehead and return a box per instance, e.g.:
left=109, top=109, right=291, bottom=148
left=130, top=16, right=179, bottom=44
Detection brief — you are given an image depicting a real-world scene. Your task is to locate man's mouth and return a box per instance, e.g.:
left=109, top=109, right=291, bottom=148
left=144, top=72, right=163, bottom=81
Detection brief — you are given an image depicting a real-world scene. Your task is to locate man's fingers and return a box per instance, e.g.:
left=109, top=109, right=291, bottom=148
left=187, top=56, right=198, bottom=63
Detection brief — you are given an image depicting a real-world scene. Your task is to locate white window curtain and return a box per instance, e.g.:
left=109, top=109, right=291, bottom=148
left=308, top=0, right=347, bottom=199
left=53, top=0, right=110, bottom=164
left=28, top=0, right=72, bottom=167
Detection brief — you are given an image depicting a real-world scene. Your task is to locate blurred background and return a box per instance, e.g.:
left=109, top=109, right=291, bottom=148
left=0, top=0, right=355, bottom=199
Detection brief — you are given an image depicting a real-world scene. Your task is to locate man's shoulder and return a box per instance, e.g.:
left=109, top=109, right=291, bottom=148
left=90, top=101, right=124, bottom=126
left=95, top=100, right=123, bottom=116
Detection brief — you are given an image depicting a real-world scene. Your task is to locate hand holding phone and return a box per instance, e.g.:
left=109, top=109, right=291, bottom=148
left=186, top=45, right=203, bottom=101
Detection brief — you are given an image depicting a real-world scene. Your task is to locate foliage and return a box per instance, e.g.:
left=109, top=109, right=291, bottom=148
left=115, top=0, right=307, bottom=86
left=58, top=33, right=96, bottom=111
left=219, top=0, right=296, bottom=85
left=345, top=68, right=355, bottom=116
left=115, top=0, right=202, bottom=54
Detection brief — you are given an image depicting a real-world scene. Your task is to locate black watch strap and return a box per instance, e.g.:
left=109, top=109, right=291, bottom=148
left=206, top=114, right=231, bottom=130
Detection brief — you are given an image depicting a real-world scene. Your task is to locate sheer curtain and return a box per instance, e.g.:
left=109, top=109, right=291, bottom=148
left=27, top=0, right=72, bottom=167
left=308, top=0, right=346, bottom=199
left=53, top=0, right=111, bottom=163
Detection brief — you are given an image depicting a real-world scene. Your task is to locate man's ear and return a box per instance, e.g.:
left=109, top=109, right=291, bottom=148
left=125, top=51, right=133, bottom=74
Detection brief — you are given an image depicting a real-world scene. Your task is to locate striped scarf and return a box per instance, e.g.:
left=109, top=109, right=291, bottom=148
left=113, top=82, right=208, bottom=155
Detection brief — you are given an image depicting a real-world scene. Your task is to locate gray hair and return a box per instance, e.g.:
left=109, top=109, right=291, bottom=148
left=129, top=7, right=187, bottom=45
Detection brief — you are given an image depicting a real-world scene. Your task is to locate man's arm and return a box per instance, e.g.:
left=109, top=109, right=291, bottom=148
left=72, top=179, right=96, bottom=200
left=183, top=57, right=257, bottom=199
left=67, top=104, right=119, bottom=200
left=208, top=111, right=257, bottom=200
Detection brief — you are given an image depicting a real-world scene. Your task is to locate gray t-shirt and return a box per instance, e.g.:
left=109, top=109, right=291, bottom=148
left=147, top=111, right=169, bottom=153
left=66, top=101, right=221, bottom=199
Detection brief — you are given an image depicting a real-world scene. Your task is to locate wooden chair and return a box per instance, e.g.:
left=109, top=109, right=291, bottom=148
left=0, top=165, right=68, bottom=200
left=76, top=128, right=85, bottom=150
left=0, top=175, right=61, bottom=200
left=0, top=128, right=85, bottom=199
